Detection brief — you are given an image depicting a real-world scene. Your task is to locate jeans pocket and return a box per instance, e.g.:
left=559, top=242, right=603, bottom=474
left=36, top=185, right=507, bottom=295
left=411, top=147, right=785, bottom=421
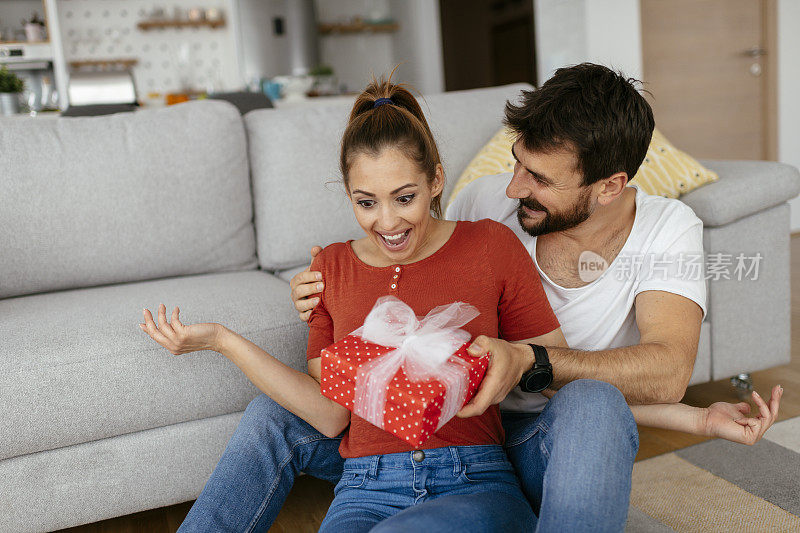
left=337, top=469, right=369, bottom=490
left=459, top=461, right=516, bottom=484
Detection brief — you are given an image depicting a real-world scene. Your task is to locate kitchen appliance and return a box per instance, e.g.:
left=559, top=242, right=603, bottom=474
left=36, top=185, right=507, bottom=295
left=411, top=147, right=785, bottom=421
left=67, top=69, right=137, bottom=106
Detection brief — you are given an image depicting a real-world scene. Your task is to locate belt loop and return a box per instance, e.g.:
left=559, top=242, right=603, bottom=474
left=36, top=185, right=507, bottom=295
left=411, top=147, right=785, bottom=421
left=449, top=446, right=461, bottom=476
left=368, top=455, right=380, bottom=478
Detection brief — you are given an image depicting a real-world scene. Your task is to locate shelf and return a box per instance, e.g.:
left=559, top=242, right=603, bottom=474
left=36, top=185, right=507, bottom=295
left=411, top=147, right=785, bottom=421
left=69, top=58, right=139, bottom=69
left=0, top=40, right=50, bottom=45
left=137, top=19, right=226, bottom=31
left=318, top=21, right=399, bottom=35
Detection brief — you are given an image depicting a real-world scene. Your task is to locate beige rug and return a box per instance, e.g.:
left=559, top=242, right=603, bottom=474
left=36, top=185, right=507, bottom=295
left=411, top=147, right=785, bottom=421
left=626, top=417, right=800, bottom=532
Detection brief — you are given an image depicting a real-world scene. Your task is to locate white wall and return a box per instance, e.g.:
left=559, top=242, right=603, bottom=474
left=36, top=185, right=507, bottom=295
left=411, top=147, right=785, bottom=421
left=533, top=0, right=587, bottom=83
left=389, top=0, right=445, bottom=94
left=235, top=0, right=288, bottom=87
left=534, top=0, right=642, bottom=83
left=54, top=0, right=240, bottom=93
left=584, top=0, right=642, bottom=80
left=778, top=0, right=800, bottom=231
left=315, top=0, right=395, bottom=93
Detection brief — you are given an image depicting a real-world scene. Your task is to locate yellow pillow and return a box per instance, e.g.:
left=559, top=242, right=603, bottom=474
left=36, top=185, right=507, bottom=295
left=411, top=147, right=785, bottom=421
left=447, top=127, right=718, bottom=207
left=447, top=128, right=516, bottom=209
left=633, top=128, right=719, bottom=198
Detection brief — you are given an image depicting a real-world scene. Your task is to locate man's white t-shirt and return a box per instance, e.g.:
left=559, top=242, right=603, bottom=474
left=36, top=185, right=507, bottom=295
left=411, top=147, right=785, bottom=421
left=445, top=173, right=707, bottom=413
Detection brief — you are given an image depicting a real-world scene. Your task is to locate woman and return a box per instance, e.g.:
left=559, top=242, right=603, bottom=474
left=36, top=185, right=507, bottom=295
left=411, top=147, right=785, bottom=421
left=139, top=77, right=782, bottom=531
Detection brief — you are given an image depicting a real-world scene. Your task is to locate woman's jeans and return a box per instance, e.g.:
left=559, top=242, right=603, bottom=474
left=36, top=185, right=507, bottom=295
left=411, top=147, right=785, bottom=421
left=319, top=446, right=534, bottom=532
left=178, top=379, right=639, bottom=532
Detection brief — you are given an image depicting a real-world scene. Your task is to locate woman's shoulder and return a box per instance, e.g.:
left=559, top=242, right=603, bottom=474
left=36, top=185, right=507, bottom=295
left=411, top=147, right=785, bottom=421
left=458, top=218, right=519, bottom=242
left=310, top=241, right=353, bottom=270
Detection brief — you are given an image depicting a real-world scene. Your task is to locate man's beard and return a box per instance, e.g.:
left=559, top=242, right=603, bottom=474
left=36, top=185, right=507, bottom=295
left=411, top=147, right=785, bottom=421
left=516, top=188, right=593, bottom=237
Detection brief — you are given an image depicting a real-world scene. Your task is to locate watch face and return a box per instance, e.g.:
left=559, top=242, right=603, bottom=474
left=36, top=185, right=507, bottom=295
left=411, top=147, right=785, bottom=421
left=525, top=370, right=553, bottom=392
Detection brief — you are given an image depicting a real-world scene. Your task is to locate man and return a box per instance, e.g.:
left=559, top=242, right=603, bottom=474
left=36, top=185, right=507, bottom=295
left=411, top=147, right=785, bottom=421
left=179, top=63, right=705, bottom=532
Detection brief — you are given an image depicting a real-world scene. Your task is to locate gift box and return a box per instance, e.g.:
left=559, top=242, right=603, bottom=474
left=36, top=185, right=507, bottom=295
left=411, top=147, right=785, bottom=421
left=319, top=296, right=489, bottom=447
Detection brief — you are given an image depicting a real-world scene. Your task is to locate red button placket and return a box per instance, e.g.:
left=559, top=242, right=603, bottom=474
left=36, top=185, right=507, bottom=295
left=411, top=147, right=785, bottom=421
left=390, top=265, right=401, bottom=291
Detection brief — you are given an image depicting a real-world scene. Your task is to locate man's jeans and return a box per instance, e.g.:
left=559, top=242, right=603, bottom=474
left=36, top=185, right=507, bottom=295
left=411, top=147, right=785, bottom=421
left=178, top=379, right=639, bottom=532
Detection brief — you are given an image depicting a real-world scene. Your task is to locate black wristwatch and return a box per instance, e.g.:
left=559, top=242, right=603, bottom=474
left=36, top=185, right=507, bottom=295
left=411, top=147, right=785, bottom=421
left=518, top=344, right=553, bottom=393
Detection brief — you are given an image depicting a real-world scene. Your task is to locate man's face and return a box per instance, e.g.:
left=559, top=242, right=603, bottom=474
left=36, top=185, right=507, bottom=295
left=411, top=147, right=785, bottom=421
left=506, top=141, right=595, bottom=237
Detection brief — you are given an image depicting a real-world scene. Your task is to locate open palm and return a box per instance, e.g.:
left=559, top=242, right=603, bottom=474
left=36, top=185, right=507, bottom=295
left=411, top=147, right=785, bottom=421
left=704, top=384, right=782, bottom=445
left=138, top=303, right=221, bottom=355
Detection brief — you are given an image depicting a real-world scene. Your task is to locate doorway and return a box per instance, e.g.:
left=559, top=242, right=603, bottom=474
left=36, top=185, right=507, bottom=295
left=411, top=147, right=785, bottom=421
left=640, top=0, right=777, bottom=160
left=439, top=0, right=537, bottom=91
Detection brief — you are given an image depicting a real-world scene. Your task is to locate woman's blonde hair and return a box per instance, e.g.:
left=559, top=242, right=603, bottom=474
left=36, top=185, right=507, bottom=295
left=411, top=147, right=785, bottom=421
left=340, top=70, right=444, bottom=218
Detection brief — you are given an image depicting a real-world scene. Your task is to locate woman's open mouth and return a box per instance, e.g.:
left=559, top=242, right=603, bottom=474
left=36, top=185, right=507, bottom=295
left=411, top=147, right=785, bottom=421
left=378, top=229, right=411, bottom=251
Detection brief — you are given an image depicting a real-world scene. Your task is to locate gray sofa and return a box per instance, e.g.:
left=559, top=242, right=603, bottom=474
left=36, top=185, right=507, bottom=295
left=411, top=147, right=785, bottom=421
left=1, top=83, right=798, bottom=532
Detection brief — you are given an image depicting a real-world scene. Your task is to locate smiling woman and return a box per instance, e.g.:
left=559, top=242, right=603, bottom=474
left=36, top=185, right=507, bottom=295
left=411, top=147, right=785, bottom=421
left=347, top=148, right=450, bottom=266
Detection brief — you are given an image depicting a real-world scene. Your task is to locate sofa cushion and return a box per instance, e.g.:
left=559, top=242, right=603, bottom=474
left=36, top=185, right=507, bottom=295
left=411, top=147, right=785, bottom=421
left=0, top=270, right=307, bottom=460
left=0, top=100, right=257, bottom=299
left=680, top=160, right=800, bottom=227
left=245, top=83, right=532, bottom=271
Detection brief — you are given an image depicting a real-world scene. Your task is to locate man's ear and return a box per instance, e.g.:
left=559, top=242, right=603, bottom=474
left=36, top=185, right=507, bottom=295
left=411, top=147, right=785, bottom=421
left=596, top=171, right=629, bottom=206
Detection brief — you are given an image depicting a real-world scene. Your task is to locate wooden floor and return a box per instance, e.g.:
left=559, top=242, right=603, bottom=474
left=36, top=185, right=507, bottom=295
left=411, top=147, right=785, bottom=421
left=58, top=236, right=800, bottom=533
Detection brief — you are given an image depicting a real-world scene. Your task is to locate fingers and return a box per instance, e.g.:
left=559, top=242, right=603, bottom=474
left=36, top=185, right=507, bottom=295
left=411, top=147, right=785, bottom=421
left=171, top=306, right=185, bottom=332
left=297, top=296, right=321, bottom=314
left=458, top=354, right=500, bottom=418
left=311, top=246, right=322, bottom=257
left=299, top=309, right=313, bottom=323
left=290, top=279, right=323, bottom=307
left=289, top=269, right=322, bottom=291
left=141, top=307, right=172, bottom=346
left=736, top=402, right=751, bottom=415
left=769, top=385, right=783, bottom=419
left=466, top=336, right=490, bottom=357
left=752, top=390, right=771, bottom=421
left=157, top=303, right=176, bottom=336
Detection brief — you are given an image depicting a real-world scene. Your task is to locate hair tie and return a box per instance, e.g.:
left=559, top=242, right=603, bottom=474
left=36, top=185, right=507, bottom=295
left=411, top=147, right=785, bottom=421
left=373, top=97, right=393, bottom=108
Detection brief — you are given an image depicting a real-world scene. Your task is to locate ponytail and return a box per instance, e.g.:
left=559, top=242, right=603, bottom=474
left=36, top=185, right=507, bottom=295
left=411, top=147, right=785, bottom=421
left=340, top=71, right=443, bottom=218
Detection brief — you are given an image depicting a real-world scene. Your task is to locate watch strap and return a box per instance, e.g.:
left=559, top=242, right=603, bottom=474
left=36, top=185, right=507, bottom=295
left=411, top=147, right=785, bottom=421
left=528, top=343, right=550, bottom=368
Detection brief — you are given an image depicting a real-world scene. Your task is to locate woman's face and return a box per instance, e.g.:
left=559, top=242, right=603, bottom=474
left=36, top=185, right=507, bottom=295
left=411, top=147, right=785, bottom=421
left=347, top=147, right=443, bottom=264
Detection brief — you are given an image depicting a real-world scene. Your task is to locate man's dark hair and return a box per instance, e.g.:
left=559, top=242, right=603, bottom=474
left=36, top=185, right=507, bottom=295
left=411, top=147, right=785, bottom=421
left=504, top=62, right=655, bottom=186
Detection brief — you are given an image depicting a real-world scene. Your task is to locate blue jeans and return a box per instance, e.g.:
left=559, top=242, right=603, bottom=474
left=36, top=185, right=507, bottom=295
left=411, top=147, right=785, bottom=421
left=320, top=446, right=534, bottom=532
left=178, top=379, right=639, bottom=532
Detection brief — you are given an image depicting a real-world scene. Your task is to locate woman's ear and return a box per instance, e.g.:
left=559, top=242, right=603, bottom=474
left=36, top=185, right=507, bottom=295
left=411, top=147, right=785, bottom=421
left=431, top=164, right=445, bottom=197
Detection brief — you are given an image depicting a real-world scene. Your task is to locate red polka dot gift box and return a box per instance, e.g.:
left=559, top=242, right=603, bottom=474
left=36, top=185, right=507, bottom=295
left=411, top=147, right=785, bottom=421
left=319, top=296, right=489, bottom=447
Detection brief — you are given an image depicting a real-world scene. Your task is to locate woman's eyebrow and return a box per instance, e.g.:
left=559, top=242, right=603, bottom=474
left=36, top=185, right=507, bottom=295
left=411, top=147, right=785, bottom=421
left=351, top=184, right=418, bottom=196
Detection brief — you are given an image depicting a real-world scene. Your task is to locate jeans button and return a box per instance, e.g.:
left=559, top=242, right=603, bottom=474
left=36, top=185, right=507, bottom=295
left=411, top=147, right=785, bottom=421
left=412, top=450, right=425, bottom=462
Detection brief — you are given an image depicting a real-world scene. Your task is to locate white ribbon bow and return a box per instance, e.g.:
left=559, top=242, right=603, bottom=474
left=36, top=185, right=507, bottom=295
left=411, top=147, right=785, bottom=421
left=351, top=296, right=480, bottom=433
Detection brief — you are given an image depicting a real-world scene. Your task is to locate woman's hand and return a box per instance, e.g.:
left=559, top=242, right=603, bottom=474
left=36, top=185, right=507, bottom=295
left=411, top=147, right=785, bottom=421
left=139, top=303, right=223, bottom=355
left=702, top=384, right=783, bottom=445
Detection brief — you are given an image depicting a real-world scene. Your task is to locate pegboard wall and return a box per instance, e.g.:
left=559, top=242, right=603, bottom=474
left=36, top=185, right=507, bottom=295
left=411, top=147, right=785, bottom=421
left=56, top=0, right=241, bottom=94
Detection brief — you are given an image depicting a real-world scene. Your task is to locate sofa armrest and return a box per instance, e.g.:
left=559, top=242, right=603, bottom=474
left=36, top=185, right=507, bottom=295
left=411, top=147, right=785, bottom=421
left=679, top=160, right=800, bottom=227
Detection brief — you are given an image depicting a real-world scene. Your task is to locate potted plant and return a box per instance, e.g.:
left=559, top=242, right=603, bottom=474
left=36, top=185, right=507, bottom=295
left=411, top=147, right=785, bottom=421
left=0, top=64, right=25, bottom=115
left=309, top=64, right=338, bottom=97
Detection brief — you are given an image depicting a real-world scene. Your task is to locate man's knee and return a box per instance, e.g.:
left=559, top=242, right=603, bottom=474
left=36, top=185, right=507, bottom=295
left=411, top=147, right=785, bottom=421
left=550, top=379, right=638, bottom=451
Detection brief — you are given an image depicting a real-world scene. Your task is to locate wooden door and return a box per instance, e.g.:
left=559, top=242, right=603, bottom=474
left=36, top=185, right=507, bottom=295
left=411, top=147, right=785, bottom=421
left=439, top=0, right=536, bottom=91
left=641, top=0, right=776, bottom=160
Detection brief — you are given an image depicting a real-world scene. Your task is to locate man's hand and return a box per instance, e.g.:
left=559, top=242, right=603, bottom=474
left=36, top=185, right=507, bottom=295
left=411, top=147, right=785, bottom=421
left=289, top=246, right=323, bottom=322
left=456, top=336, right=534, bottom=418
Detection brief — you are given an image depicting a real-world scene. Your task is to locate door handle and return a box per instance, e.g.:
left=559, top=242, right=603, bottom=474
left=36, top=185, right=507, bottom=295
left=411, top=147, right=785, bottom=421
left=742, top=46, right=767, bottom=58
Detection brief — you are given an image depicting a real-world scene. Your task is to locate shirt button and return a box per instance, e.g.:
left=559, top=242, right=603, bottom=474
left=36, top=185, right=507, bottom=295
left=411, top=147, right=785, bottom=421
left=412, top=450, right=425, bottom=462
left=393, top=274, right=399, bottom=279
left=395, top=266, right=401, bottom=273
left=391, top=284, right=397, bottom=289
